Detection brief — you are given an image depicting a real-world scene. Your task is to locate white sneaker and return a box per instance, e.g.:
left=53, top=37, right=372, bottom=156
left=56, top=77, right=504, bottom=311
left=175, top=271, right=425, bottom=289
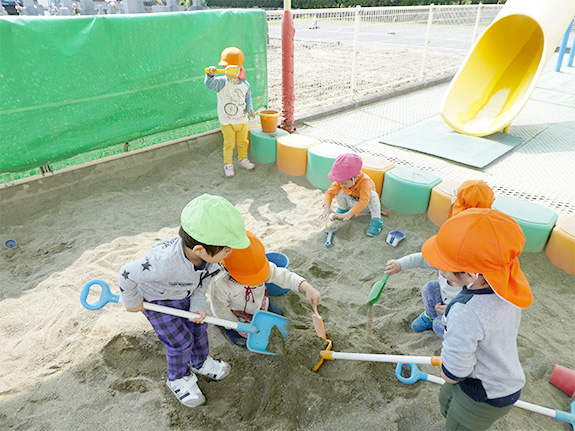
left=191, top=356, right=231, bottom=381
left=238, top=158, right=255, bottom=170
left=224, top=163, right=235, bottom=177
left=166, top=374, right=205, bottom=408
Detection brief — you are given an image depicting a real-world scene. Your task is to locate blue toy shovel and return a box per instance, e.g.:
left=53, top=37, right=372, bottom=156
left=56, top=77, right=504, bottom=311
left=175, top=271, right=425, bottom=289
left=325, top=226, right=338, bottom=248
left=80, top=279, right=289, bottom=356
left=395, top=363, right=575, bottom=430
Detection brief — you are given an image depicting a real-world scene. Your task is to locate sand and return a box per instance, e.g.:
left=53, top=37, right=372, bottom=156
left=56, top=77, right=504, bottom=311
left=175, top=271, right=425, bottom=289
left=1, top=136, right=574, bottom=431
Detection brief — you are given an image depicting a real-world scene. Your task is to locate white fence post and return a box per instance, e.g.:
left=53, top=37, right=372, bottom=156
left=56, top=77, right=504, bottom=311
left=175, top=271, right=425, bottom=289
left=351, top=5, right=362, bottom=93
left=420, top=3, right=435, bottom=76
left=472, top=3, right=483, bottom=43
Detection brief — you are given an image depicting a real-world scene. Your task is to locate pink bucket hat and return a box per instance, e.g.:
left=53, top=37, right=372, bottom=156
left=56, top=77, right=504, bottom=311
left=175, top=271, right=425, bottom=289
left=328, top=153, right=363, bottom=181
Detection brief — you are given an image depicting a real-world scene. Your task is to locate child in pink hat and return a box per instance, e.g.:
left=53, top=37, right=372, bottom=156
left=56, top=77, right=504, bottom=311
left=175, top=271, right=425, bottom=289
left=320, top=153, right=383, bottom=236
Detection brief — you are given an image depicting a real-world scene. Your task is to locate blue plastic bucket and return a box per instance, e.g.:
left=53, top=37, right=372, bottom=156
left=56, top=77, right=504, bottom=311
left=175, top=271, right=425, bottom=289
left=265, top=252, right=290, bottom=296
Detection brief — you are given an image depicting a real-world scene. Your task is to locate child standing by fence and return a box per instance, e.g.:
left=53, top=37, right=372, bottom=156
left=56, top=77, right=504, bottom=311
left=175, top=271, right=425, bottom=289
left=205, top=47, right=256, bottom=178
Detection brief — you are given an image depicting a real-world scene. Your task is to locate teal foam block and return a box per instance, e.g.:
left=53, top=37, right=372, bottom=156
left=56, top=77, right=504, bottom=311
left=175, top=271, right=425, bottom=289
left=250, top=128, right=290, bottom=164
left=306, top=144, right=350, bottom=190
left=381, top=166, right=441, bottom=215
left=492, top=196, right=558, bottom=253
left=379, top=119, right=523, bottom=169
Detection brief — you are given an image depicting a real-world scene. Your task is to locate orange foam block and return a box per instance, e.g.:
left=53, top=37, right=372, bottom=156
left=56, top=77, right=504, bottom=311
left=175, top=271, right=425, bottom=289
left=545, top=216, right=575, bottom=275
left=360, top=154, right=395, bottom=197
left=427, top=179, right=464, bottom=227
left=276, top=134, right=320, bottom=177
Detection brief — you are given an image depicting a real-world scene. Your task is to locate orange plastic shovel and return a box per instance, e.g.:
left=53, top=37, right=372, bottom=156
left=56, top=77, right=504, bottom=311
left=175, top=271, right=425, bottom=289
left=312, top=304, right=326, bottom=340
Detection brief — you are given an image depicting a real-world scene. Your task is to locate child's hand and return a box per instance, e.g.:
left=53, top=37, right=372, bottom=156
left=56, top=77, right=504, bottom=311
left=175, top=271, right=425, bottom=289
left=435, top=303, right=447, bottom=315
left=335, top=211, right=353, bottom=221
left=206, top=66, right=216, bottom=77
left=126, top=302, right=145, bottom=312
left=248, top=108, right=255, bottom=118
left=299, top=281, right=321, bottom=307
left=237, top=330, right=249, bottom=338
left=320, top=204, right=333, bottom=220
left=189, top=310, right=206, bottom=324
left=385, top=259, right=402, bottom=275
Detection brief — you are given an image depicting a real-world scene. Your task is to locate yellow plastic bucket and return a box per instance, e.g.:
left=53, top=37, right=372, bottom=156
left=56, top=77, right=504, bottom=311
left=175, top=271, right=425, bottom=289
left=258, top=110, right=280, bottom=133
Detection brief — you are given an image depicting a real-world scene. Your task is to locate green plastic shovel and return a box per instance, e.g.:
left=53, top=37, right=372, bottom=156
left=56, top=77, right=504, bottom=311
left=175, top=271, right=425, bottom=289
left=366, top=273, right=390, bottom=305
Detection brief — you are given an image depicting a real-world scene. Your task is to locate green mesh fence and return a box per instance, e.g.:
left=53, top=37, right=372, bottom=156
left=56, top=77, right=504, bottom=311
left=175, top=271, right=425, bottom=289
left=0, top=10, right=267, bottom=183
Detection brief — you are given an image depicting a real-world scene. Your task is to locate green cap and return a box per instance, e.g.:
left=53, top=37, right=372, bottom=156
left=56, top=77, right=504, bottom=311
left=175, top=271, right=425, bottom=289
left=181, top=194, right=249, bottom=249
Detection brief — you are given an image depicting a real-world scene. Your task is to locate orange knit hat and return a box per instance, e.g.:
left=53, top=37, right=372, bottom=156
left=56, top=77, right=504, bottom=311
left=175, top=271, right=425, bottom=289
left=422, top=208, right=532, bottom=309
left=223, top=231, right=270, bottom=286
left=448, top=179, right=494, bottom=218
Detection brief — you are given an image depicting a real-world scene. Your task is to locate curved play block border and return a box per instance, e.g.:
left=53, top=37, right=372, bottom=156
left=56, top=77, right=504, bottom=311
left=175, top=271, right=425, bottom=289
left=306, top=143, right=350, bottom=190
left=249, top=128, right=290, bottom=164
left=492, top=196, right=558, bottom=253
left=427, top=179, right=464, bottom=227
left=381, top=166, right=441, bottom=215
left=276, top=134, right=320, bottom=177
left=360, top=154, right=396, bottom=197
left=545, top=216, right=575, bottom=274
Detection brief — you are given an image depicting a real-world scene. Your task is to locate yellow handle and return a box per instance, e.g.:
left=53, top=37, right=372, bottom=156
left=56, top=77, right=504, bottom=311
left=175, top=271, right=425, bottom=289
left=431, top=355, right=442, bottom=366
left=320, top=350, right=334, bottom=360
left=205, top=67, right=225, bottom=74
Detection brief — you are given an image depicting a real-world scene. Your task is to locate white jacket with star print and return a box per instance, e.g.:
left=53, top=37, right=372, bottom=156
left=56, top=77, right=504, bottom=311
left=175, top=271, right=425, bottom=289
left=118, top=237, right=221, bottom=311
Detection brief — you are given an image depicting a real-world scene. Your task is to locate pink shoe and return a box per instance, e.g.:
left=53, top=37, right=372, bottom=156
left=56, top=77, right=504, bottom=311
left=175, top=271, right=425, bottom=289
left=238, top=158, right=255, bottom=170
left=224, top=163, right=234, bottom=178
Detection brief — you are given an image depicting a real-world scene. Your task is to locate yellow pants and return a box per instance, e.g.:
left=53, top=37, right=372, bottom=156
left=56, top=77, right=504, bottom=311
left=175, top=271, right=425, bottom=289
left=221, top=123, right=249, bottom=164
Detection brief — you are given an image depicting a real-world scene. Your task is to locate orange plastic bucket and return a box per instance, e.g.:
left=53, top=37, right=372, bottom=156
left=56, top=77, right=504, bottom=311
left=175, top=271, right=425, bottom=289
left=258, top=110, right=280, bottom=133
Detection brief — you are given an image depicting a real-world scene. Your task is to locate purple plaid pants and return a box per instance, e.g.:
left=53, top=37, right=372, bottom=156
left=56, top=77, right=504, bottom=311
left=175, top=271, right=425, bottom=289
left=143, top=298, right=209, bottom=381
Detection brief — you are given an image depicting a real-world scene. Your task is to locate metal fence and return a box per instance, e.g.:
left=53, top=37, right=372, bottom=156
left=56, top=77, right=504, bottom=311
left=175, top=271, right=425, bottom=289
left=266, top=4, right=503, bottom=114
left=1, top=4, right=504, bottom=185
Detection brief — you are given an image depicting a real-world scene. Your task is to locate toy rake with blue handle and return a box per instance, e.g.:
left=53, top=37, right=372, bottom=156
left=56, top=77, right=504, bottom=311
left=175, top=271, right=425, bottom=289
left=395, top=363, right=575, bottom=430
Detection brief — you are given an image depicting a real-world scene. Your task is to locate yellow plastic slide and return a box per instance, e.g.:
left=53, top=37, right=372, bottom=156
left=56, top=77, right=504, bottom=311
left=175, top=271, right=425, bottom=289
left=440, top=0, right=575, bottom=137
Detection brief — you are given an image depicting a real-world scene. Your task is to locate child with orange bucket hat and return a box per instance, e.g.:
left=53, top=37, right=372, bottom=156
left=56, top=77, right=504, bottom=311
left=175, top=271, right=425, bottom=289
left=320, top=153, right=384, bottom=237
left=205, top=47, right=256, bottom=178
left=385, top=179, right=495, bottom=338
left=210, top=231, right=320, bottom=347
left=420, top=208, right=532, bottom=431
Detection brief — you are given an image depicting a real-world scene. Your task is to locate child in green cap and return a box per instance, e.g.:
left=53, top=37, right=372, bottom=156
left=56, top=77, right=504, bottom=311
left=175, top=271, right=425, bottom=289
left=118, top=193, right=249, bottom=408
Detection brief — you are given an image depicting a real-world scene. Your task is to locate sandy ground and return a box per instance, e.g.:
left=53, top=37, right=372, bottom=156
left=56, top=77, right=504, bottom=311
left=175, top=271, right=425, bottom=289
left=1, top=133, right=574, bottom=431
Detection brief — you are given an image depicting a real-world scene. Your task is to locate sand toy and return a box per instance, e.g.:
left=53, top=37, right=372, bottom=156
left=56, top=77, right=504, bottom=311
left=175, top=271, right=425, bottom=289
left=80, top=279, right=289, bottom=356
left=396, top=363, right=575, bottom=430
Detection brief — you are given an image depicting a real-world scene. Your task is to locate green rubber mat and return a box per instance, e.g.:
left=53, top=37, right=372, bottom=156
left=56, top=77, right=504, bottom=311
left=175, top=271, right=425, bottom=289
left=379, top=119, right=523, bottom=169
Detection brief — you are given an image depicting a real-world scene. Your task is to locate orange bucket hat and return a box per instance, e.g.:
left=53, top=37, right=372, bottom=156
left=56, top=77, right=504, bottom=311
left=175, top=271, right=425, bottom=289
left=422, top=208, right=532, bottom=309
left=219, top=46, right=246, bottom=80
left=449, top=179, right=494, bottom=218
left=223, top=231, right=270, bottom=286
